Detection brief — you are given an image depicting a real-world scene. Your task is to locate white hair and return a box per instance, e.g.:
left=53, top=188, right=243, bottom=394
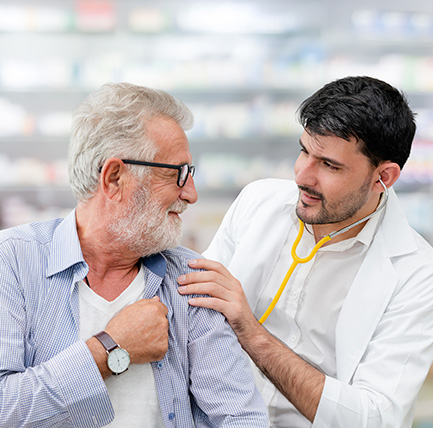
left=68, top=82, right=194, bottom=202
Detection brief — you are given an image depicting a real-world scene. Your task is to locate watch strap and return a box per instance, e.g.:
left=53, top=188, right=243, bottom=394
left=94, top=331, right=118, bottom=353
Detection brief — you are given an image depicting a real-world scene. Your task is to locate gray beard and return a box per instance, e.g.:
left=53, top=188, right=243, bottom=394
left=107, top=187, right=186, bottom=257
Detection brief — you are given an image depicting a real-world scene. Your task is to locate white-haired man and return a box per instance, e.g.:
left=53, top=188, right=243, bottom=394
left=0, top=83, right=268, bottom=427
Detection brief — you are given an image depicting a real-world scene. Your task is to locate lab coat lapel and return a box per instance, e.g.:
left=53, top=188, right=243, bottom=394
left=335, top=242, right=398, bottom=383
left=335, top=188, right=416, bottom=383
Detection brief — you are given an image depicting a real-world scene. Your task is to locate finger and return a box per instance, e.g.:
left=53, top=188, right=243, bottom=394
left=187, top=296, right=230, bottom=314
left=178, top=281, right=234, bottom=300
left=156, top=301, right=169, bottom=316
left=179, top=265, right=242, bottom=291
left=138, top=297, right=168, bottom=316
left=188, top=258, right=232, bottom=278
left=178, top=269, right=227, bottom=286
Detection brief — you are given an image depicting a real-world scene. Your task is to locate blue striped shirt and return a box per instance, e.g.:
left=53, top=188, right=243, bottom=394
left=0, top=210, right=268, bottom=427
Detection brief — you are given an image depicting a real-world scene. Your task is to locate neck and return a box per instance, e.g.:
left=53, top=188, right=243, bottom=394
left=76, top=202, right=142, bottom=301
left=311, top=220, right=366, bottom=245
left=311, top=194, right=381, bottom=245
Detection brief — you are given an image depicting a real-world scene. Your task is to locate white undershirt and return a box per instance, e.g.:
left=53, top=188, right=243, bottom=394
left=79, top=265, right=164, bottom=427
left=252, top=208, right=383, bottom=428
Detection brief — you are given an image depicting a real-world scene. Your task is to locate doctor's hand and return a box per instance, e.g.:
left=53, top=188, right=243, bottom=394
left=177, top=259, right=260, bottom=342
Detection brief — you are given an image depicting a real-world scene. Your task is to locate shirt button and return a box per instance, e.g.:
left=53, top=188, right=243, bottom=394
left=157, top=361, right=163, bottom=369
left=290, top=334, right=297, bottom=342
left=290, top=291, right=299, bottom=300
left=168, top=412, right=175, bottom=420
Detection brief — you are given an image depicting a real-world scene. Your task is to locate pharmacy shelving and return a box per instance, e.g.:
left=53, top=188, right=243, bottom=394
left=0, top=0, right=432, bottom=246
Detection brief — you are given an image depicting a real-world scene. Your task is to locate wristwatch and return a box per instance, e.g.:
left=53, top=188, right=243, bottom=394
left=93, top=331, right=130, bottom=375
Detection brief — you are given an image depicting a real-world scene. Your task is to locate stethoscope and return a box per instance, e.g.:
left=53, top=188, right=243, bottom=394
left=258, top=178, right=389, bottom=324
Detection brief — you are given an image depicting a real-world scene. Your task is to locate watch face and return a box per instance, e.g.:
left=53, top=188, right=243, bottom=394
left=107, top=347, right=130, bottom=374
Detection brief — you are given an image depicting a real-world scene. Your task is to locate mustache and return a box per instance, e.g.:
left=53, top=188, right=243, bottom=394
left=168, top=200, right=188, bottom=214
left=298, top=185, right=324, bottom=200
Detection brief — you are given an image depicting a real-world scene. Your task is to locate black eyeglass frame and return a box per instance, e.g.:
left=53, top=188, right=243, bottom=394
left=99, top=159, right=195, bottom=188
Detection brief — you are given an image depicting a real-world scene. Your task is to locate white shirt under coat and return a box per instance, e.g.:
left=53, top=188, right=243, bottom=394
left=253, top=201, right=381, bottom=427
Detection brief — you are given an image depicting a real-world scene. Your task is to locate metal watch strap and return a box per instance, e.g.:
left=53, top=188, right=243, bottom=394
left=94, top=331, right=118, bottom=353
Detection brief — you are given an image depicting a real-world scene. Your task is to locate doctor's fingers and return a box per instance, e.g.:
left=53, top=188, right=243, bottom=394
left=178, top=267, right=242, bottom=294
left=187, top=295, right=238, bottom=319
left=185, top=285, right=250, bottom=325
left=178, top=278, right=240, bottom=302
left=188, top=258, right=235, bottom=281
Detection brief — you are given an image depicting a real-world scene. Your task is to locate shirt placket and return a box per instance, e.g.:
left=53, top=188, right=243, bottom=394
left=278, top=233, right=317, bottom=349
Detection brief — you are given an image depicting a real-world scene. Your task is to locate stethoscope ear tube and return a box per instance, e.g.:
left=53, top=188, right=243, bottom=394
left=329, top=178, right=389, bottom=239
left=258, top=179, right=389, bottom=324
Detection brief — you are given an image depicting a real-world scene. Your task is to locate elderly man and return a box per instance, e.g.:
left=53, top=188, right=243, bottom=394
left=0, top=83, right=268, bottom=427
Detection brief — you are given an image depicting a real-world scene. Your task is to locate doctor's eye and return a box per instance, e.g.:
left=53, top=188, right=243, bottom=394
left=323, top=161, right=340, bottom=171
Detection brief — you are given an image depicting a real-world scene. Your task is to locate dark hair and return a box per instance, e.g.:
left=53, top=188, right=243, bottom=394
left=297, top=76, right=416, bottom=169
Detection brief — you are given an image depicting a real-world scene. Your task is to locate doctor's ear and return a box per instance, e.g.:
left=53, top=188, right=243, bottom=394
left=375, top=162, right=400, bottom=192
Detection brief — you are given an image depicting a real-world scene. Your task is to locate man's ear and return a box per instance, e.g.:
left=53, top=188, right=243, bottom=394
left=374, top=162, right=401, bottom=193
left=99, top=158, right=126, bottom=202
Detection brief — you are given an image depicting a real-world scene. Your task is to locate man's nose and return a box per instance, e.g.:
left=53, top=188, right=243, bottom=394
left=294, top=155, right=316, bottom=188
left=180, top=173, right=198, bottom=204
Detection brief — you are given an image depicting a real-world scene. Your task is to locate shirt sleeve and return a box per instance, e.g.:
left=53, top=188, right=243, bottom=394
left=0, top=245, right=114, bottom=427
left=187, top=304, right=269, bottom=427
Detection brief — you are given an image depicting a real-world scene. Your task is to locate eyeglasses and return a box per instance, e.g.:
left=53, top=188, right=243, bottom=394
left=121, top=159, right=195, bottom=188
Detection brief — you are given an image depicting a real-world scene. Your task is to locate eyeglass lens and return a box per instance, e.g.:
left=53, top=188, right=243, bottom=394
left=179, top=164, right=195, bottom=187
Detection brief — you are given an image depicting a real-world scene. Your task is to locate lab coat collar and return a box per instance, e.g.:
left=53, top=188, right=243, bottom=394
left=287, top=186, right=415, bottom=258
left=335, top=187, right=419, bottom=382
left=374, top=187, right=417, bottom=257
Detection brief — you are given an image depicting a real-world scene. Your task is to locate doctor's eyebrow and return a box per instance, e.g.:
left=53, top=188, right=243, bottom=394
left=298, top=139, right=346, bottom=169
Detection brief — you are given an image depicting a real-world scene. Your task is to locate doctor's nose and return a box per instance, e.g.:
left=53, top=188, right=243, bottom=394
left=294, top=154, right=316, bottom=188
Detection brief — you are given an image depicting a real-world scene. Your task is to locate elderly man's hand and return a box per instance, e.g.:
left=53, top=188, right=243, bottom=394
left=105, top=297, right=169, bottom=364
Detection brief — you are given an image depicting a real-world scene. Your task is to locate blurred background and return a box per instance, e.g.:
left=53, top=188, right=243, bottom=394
left=0, top=0, right=433, bottom=424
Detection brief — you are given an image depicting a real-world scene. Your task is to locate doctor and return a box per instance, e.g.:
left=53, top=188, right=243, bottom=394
left=178, top=76, right=433, bottom=427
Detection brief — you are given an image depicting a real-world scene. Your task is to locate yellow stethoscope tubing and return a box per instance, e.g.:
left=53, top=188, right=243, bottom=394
left=258, top=179, right=389, bottom=325
left=258, top=220, right=331, bottom=324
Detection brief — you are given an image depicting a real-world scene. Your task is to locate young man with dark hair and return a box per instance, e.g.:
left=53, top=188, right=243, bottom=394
left=178, top=76, right=433, bottom=428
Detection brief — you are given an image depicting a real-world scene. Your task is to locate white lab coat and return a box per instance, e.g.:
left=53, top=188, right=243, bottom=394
left=204, top=178, right=433, bottom=428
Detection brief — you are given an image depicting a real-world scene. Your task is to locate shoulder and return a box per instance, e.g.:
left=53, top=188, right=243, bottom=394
left=229, top=178, right=298, bottom=221
left=0, top=219, right=65, bottom=285
left=0, top=218, right=63, bottom=248
left=394, top=232, right=433, bottom=279
left=161, top=246, right=203, bottom=275
left=240, top=178, right=298, bottom=201
left=163, top=245, right=202, bottom=262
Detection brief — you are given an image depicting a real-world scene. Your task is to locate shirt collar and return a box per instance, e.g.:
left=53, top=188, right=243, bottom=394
left=47, top=209, right=86, bottom=278
left=46, top=209, right=169, bottom=281
left=143, top=253, right=167, bottom=278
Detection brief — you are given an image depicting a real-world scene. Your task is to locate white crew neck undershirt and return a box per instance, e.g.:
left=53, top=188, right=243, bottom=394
left=78, top=265, right=164, bottom=427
